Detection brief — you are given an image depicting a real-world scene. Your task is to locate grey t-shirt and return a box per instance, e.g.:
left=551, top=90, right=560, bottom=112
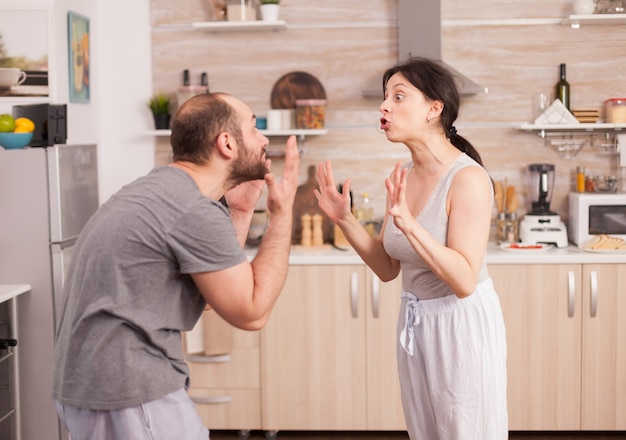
left=52, top=166, right=246, bottom=410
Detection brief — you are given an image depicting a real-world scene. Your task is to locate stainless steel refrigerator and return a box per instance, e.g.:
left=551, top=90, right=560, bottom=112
left=0, top=144, right=99, bottom=440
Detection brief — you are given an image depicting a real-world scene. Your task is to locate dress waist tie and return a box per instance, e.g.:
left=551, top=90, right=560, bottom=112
left=399, top=291, right=420, bottom=356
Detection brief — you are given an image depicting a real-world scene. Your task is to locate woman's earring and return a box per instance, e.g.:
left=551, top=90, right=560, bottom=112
left=426, top=116, right=432, bottom=123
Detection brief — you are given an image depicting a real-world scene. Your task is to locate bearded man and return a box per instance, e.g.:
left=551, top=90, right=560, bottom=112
left=52, top=93, right=300, bottom=439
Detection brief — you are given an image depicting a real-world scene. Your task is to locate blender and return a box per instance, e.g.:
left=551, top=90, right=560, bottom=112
left=519, top=164, right=569, bottom=247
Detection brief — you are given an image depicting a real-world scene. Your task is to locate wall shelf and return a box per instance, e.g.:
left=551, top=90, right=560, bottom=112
left=519, top=122, right=626, bottom=137
left=562, top=13, right=626, bottom=28
left=519, top=123, right=626, bottom=158
left=155, top=20, right=287, bottom=32
left=148, top=128, right=327, bottom=140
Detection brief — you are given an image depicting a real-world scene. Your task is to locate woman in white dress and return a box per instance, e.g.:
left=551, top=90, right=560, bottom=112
left=314, top=57, right=508, bottom=440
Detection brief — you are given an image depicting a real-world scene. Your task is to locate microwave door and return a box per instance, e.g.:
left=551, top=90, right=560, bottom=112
left=47, top=144, right=99, bottom=243
left=604, top=212, right=626, bottom=230
left=589, top=206, right=626, bottom=235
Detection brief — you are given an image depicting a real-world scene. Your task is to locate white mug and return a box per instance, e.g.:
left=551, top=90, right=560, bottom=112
left=267, top=109, right=282, bottom=131
left=0, top=68, right=27, bottom=89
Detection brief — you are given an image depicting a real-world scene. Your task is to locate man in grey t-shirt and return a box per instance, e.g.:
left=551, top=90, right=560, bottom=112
left=52, top=93, right=300, bottom=439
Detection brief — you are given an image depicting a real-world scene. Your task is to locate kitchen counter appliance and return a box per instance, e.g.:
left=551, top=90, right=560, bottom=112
left=519, top=163, right=569, bottom=247
left=568, top=192, right=626, bottom=245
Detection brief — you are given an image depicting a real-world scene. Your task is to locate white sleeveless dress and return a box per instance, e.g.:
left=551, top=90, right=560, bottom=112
left=383, top=154, right=508, bottom=440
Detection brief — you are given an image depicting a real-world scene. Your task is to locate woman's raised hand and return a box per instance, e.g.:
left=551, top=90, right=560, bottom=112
left=385, top=162, right=413, bottom=232
left=313, top=160, right=353, bottom=223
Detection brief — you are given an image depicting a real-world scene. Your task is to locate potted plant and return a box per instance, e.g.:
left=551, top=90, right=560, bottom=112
left=148, top=93, right=171, bottom=130
left=259, top=0, right=280, bottom=21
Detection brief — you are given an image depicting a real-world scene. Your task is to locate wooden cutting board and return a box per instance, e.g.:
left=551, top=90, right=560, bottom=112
left=270, top=71, right=326, bottom=109
left=292, top=165, right=332, bottom=244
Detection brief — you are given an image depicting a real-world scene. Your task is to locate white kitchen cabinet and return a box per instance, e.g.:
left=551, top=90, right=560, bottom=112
left=260, top=264, right=406, bottom=431
left=489, top=263, right=626, bottom=431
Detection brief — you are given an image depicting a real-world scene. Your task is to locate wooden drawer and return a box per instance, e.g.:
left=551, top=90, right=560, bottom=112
left=189, top=388, right=261, bottom=430
left=188, top=347, right=260, bottom=389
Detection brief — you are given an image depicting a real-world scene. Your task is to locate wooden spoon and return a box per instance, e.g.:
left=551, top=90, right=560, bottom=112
left=506, top=186, right=519, bottom=213
left=494, top=181, right=504, bottom=213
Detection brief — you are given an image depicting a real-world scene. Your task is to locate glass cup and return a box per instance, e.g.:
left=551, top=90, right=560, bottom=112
left=532, top=93, right=552, bottom=120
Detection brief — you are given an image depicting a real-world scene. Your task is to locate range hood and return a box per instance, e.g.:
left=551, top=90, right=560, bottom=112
left=363, top=0, right=487, bottom=97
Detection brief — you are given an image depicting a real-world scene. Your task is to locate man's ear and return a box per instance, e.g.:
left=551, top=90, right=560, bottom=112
left=216, top=132, right=236, bottom=159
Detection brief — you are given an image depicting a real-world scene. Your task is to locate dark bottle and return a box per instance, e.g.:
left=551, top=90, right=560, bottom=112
left=182, top=69, right=190, bottom=86
left=200, top=72, right=209, bottom=93
left=555, top=63, right=570, bottom=110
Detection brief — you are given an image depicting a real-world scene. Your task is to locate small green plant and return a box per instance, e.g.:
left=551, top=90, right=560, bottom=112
left=148, top=93, right=171, bottom=115
left=260, top=0, right=280, bottom=4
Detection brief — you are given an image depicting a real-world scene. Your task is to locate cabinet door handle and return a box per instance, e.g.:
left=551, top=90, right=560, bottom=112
left=371, top=274, right=380, bottom=318
left=190, top=395, right=232, bottom=405
left=186, top=354, right=231, bottom=363
left=568, top=270, right=576, bottom=318
left=351, top=271, right=358, bottom=318
left=590, top=270, right=598, bottom=318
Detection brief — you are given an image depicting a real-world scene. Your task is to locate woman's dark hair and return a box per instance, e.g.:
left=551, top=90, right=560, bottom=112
left=170, top=93, right=242, bottom=164
left=382, top=57, right=485, bottom=167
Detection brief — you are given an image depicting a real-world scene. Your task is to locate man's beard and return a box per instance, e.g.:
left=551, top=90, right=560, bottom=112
left=226, top=141, right=269, bottom=188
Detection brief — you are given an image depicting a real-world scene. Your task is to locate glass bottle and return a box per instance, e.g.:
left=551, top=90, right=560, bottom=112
left=356, top=193, right=375, bottom=235
left=200, top=72, right=209, bottom=93
left=555, top=63, right=570, bottom=110
left=576, top=165, right=586, bottom=192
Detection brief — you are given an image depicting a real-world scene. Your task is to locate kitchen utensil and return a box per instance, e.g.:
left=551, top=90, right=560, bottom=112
left=494, top=181, right=504, bottom=213
left=505, top=185, right=518, bottom=213
left=0, top=132, right=33, bottom=150
left=527, top=164, right=556, bottom=214
left=592, top=175, right=618, bottom=193
left=519, top=164, right=568, bottom=247
left=292, top=165, right=332, bottom=244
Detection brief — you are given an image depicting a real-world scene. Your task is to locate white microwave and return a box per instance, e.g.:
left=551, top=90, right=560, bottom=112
left=568, top=192, right=626, bottom=245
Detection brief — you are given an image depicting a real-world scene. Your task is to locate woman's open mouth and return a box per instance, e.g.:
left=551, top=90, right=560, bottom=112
left=380, top=117, right=390, bottom=130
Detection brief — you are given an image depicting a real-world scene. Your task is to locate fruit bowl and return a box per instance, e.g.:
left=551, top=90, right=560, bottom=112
left=0, top=132, right=33, bottom=150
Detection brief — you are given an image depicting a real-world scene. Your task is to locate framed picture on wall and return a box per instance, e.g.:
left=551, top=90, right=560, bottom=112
left=0, top=7, right=50, bottom=98
left=67, top=11, right=90, bottom=103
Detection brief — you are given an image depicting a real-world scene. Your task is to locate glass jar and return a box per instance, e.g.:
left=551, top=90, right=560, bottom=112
left=496, top=212, right=519, bottom=244
left=505, top=212, right=519, bottom=244
left=595, top=0, right=624, bottom=13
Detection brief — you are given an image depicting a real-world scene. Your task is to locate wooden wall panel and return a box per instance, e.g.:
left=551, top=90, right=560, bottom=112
left=151, top=0, right=626, bottom=225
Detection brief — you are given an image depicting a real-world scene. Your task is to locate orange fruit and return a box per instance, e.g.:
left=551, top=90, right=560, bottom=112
left=14, top=117, right=35, bottom=133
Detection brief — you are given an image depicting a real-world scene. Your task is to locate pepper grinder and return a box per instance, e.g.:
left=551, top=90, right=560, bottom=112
left=312, top=213, right=324, bottom=246
left=301, top=214, right=312, bottom=247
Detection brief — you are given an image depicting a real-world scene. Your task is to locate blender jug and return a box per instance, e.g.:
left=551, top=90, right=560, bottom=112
left=528, top=164, right=556, bottom=215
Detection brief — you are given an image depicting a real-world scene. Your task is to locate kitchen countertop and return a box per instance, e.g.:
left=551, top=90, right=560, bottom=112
left=0, top=284, right=31, bottom=304
left=246, top=243, right=626, bottom=265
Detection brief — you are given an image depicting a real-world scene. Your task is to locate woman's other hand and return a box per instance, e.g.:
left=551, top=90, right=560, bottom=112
left=314, top=160, right=352, bottom=223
